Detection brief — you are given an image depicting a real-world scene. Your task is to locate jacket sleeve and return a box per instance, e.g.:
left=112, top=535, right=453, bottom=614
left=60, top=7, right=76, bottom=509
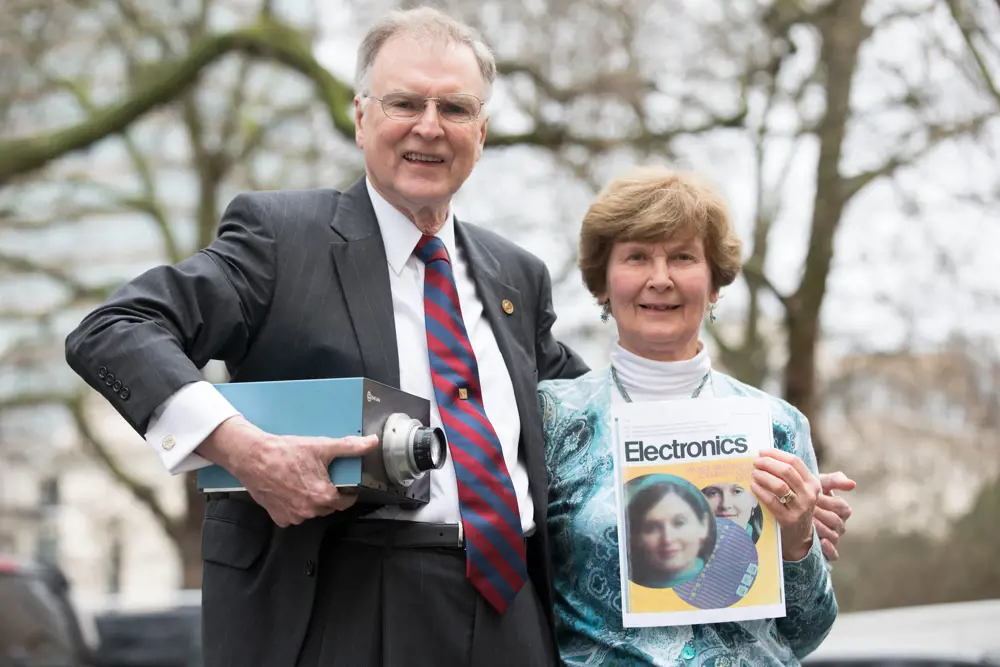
left=774, top=412, right=838, bottom=658
left=532, top=261, right=589, bottom=382
left=537, top=382, right=567, bottom=478
left=64, top=193, right=277, bottom=435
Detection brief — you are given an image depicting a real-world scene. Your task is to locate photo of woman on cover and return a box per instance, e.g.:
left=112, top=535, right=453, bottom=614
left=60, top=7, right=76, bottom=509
left=625, top=474, right=718, bottom=589
left=701, top=483, right=765, bottom=544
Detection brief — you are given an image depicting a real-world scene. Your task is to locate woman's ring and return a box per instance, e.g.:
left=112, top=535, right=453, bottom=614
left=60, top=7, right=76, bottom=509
left=778, top=490, right=795, bottom=505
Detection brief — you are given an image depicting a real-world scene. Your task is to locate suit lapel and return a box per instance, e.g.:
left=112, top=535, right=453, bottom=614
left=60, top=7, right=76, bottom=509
left=455, top=221, right=532, bottom=381
left=329, top=179, right=400, bottom=388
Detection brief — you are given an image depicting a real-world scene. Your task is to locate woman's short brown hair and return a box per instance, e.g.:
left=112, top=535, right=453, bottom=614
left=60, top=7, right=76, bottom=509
left=578, top=166, right=743, bottom=299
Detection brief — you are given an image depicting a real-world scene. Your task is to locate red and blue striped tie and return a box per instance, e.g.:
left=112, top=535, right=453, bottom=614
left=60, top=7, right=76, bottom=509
left=416, top=234, right=527, bottom=613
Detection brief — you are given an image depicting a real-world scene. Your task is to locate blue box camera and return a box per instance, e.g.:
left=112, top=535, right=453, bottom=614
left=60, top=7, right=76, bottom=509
left=196, top=377, right=446, bottom=507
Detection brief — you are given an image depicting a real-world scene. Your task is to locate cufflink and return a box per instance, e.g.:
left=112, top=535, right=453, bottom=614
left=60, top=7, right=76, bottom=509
left=162, top=435, right=177, bottom=451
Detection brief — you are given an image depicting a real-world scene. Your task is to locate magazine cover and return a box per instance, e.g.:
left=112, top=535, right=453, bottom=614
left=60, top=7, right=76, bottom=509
left=610, top=396, right=785, bottom=628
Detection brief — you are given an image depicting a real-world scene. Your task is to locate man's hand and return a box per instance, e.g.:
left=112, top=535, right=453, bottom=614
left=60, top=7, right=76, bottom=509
left=198, top=416, right=379, bottom=527
left=814, top=471, right=857, bottom=561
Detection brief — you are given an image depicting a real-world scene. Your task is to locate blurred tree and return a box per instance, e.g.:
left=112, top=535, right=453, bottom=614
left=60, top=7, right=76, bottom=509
left=2, top=0, right=999, bottom=591
left=820, top=334, right=999, bottom=610
left=833, top=475, right=1000, bottom=611
left=0, top=0, right=349, bottom=588
left=481, top=0, right=998, bottom=461
left=822, top=335, right=1000, bottom=527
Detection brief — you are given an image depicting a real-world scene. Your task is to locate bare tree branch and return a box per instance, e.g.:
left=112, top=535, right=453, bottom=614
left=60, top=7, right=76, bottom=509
left=217, top=57, right=255, bottom=161
left=0, top=251, right=116, bottom=300
left=844, top=113, right=995, bottom=200
left=0, top=17, right=356, bottom=185
left=497, top=60, right=654, bottom=104
left=946, top=0, right=1000, bottom=108
left=705, top=323, right=740, bottom=365
left=0, top=392, right=76, bottom=410
left=485, top=108, right=747, bottom=151
left=0, top=205, right=140, bottom=230
left=59, top=72, right=185, bottom=265
left=236, top=101, right=315, bottom=162
left=67, top=395, right=181, bottom=542
left=742, top=262, right=792, bottom=310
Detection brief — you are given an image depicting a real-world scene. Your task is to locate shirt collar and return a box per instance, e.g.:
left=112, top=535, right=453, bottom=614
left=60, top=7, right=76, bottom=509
left=365, top=178, right=458, bottom=276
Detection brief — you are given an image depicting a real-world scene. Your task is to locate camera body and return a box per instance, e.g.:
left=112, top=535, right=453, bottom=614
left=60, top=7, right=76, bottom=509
left=196, top=377, right=446, bottom=507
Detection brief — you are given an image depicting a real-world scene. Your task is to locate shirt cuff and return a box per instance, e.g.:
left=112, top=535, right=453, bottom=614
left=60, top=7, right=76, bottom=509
left=782, top=528, right=828, bottom=605
left=145, top=381, right=241, bottom=474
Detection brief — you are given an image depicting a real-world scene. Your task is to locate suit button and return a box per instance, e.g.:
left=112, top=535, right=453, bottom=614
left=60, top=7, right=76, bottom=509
left=104, top=373, right=115, bottom=386
left=162, top=435, right=177, bottom=451
left=112, top=380, right=122, bottom=392
left=305, top=560, right=316, bottom=577
left=120, top=387, right=130, bottom=400
left=97, top=367, right=108, bottom=379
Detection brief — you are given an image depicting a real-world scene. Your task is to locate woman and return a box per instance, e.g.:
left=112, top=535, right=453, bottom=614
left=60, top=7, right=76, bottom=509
left=540, top=166, right=836, bottom=665
left=627, top=475, right=717, bottom=589
left=702, top=483, right=764, bottom=543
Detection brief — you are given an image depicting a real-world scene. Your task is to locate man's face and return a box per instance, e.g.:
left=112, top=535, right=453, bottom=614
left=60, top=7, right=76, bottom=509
left=354, top=36, right=489, bottom=221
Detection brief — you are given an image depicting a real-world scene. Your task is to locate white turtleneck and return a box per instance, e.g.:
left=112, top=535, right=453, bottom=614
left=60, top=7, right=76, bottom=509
left=609, top=341, right=714, bottom=403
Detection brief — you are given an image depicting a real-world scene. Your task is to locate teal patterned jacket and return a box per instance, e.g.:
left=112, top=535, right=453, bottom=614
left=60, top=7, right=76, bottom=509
left=539, top=367, right=837, bottom=667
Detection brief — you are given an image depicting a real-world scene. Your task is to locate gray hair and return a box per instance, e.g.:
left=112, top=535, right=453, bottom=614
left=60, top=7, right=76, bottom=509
left=355, top=6, right=497, bottom=102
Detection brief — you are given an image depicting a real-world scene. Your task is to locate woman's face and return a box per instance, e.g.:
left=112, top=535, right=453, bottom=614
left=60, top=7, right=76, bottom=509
left=637, top=492, right=709, bottom=575
left=604, top=236, right=716, bottom=362
left=702, top=483, right=758, bottom=528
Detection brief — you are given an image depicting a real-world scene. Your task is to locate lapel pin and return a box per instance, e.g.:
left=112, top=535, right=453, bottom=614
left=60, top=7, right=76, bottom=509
left=501, top=299, right=514, bottom=315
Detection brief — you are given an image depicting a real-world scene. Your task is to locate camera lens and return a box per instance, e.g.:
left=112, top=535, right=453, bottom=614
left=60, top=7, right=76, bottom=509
left=382, top=414, right=447, bottom=486
left=412, top=426, right=447, bottom=472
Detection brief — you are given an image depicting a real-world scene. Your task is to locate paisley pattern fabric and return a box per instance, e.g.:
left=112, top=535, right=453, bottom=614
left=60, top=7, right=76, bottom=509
left=539, top=368, right=837, bottom=667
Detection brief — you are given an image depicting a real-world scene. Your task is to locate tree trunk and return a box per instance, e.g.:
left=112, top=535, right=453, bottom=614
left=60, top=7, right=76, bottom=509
left=783, top=0, right=870, bottom=464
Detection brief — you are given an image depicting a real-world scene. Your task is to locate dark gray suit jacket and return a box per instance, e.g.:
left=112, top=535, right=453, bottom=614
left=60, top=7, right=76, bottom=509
left=65, top=178, right=588, bottom=667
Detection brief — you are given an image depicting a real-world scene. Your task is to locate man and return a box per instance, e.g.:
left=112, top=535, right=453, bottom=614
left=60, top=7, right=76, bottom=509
left=66, top=7, right=853, bottom=667
left=67, top=8, right=585, bottom=667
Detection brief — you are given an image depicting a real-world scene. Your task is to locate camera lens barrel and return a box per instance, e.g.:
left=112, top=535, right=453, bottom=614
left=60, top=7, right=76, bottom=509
left=411, top=426, right=447, bottom=472
left=382, top=413, right=447, bottom=486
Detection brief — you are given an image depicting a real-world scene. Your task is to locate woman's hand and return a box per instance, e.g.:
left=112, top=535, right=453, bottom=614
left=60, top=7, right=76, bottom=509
left=751, top=449, right=822, bottom=561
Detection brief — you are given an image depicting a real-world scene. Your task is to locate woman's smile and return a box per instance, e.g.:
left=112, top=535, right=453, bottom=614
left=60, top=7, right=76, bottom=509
left=638, top=303, right=682, bottom=313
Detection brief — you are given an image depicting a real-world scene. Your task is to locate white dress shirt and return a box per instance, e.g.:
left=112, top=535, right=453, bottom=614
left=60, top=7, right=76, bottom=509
left=144, top=180, right=534, bottom=533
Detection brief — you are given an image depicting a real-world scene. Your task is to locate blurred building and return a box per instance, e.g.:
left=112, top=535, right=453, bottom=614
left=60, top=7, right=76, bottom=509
left=819, top=342, right=999, bottom=536
left=0, top=398, right=187, bottom=612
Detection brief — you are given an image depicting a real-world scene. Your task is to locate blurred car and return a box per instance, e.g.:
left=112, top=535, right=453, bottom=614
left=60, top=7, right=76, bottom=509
left=0, top=556, right=97, bottom=667
left=91, top=593, right=201, bottom=667
left=804, top=599, right=1000, bottom=667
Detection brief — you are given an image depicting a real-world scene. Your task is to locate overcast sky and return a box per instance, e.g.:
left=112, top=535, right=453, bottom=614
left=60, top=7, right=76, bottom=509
left=1, top=0, right=997, bottom=375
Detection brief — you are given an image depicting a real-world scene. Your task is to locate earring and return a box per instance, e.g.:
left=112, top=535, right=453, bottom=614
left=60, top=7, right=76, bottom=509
left=600, top=302, right=611, bottom=323
left=709, top=302, right=717, bottom=323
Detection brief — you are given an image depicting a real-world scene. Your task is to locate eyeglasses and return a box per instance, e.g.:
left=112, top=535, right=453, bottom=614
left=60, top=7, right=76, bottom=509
left=365, top=92, right=484, bottom=123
